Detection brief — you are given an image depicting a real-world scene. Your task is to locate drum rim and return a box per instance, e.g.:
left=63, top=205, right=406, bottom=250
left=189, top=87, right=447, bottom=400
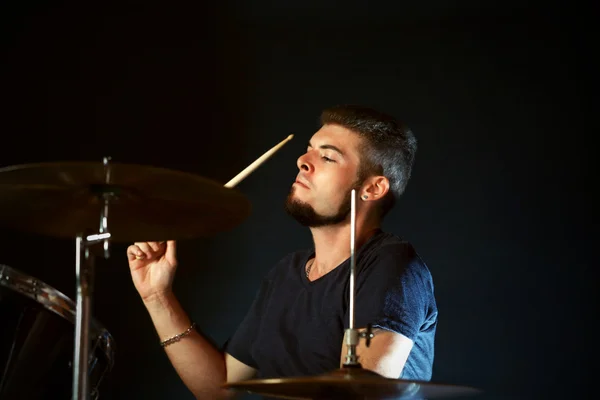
left=0, top=263, right=115, bottom=366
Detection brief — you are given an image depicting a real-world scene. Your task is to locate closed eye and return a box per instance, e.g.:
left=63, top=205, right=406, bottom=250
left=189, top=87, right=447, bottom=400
left=322, top=156, right=336, bottom=163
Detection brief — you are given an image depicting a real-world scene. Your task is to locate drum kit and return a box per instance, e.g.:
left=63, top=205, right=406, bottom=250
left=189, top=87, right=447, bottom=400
left=0, top=136, right=481, bottom=399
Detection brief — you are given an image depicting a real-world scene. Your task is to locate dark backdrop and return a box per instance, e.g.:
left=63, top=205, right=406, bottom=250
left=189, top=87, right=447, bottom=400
left=0, top=1, right=594, bottom=399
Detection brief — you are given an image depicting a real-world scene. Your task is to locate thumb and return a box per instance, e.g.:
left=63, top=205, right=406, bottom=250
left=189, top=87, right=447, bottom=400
left=165, top=240, right=177, bottom=266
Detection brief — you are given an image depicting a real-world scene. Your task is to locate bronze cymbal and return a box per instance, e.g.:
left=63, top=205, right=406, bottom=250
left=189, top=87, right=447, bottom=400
left=224, top=368, right=481, bottom=400
left=0, top=161, right=251, bottom=242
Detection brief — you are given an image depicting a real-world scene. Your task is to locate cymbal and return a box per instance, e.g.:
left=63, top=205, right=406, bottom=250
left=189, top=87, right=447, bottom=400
left=224, top=368, right=481, bottom=400
left=0, top=161, right=251, bottom=242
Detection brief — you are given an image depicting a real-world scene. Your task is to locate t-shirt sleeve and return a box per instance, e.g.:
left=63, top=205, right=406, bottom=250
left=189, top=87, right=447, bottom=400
left=346, top=243, right=435, bottom=341
left=222, top=278, right=272, bottom=369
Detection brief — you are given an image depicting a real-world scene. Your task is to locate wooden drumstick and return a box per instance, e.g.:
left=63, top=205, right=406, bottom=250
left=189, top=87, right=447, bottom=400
left=224, top=134, right=294, bottom=188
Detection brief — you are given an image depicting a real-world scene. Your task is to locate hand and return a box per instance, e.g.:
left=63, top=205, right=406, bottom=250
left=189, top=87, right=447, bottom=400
left=127, top=240, right=178, bottom=303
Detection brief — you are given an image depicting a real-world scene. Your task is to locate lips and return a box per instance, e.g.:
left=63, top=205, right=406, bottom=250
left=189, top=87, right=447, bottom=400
left=294, top=180, right=309, bottom=189
left=294, top=176, right=310, bottom=188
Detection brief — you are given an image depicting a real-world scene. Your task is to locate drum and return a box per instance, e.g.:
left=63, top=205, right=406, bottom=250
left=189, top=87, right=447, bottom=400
left=0, top=264, right=115, bottom=399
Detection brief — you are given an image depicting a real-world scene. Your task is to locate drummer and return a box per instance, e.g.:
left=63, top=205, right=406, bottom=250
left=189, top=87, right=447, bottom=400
left=127, top=105, right=438, bottom=399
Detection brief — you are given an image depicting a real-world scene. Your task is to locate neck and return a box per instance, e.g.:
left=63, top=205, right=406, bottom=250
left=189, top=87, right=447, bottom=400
left=309, top=215, right=380, bottom=277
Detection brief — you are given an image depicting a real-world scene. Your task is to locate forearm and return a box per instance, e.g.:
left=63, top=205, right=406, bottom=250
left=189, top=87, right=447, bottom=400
left=144, top=292, right=231, bottom=399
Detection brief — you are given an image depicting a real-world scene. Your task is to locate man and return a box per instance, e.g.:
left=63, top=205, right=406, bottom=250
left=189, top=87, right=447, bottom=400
left=127, top=105, right=438, bottom=399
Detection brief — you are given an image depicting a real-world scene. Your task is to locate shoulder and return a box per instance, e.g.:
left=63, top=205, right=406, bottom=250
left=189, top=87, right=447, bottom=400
left=359, top=231, right=433, bottom=284
left=359, top=230, right=417, bottom=263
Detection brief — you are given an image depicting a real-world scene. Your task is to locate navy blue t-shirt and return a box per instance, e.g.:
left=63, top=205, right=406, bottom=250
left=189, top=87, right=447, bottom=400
left=224, top=230, right=437, bottom=381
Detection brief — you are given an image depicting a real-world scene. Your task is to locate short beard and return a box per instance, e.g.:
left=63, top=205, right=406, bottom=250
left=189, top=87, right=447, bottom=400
left=284, top=184, right=358, bottom=228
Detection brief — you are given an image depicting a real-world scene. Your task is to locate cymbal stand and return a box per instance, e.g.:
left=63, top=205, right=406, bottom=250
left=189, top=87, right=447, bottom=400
left=72, top=157, right=113, bottom=400
left=343, top=189, right=374, bottom=368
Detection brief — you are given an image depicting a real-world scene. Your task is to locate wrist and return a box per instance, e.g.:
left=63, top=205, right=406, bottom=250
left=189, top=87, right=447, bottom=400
left=160, top=321, right=197, bottom=348
left=142, top=290, right=176, bottom=310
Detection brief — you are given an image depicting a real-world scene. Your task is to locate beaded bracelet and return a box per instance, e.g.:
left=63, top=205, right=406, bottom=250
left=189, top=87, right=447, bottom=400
left=160, top=322, right=196, bottom=348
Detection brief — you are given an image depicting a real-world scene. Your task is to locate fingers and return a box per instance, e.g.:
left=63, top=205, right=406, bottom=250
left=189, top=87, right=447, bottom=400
left=127, top=244, right=142, bottom=261
left=165, top=240, right=177, bottom=266
left=127, top=241, right=167, bottom=262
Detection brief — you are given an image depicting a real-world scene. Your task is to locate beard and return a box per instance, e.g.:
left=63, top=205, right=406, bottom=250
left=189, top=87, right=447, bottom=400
left=284, top=185, right=354, bottom=228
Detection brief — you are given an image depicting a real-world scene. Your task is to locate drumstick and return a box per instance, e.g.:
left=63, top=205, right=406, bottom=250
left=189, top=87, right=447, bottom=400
left=224, top=134, right=294, bottom=188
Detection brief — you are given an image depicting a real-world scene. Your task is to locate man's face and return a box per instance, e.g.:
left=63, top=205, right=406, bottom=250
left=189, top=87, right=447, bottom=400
left=284, top=124, right=365, bottom=227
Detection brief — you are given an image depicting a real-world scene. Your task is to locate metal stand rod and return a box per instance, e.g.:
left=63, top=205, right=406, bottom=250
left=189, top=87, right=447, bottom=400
left=343, top=190, right=375, bottom=367
left=344, top=189, right=360, bottom=366
left=100, top=156, right=111, bottom=259
left=72, top=156, right=114, bottom=400
left=72, top=232, right=111, bottom=400
left=73, top=235, right=94, bottom=400
left=349, top=189, right=356, bottom=332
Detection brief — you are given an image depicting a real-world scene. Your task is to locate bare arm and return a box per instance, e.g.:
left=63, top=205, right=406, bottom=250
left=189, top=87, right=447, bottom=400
left=128, top=241, right=256, bottom=399
left=144, top=292, right=257, bottom=399
left=340, top=328, right=413, bottom=378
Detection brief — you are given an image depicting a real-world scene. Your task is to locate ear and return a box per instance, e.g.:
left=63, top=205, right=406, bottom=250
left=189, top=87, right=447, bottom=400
left=361, top=176, right=390, bottom=201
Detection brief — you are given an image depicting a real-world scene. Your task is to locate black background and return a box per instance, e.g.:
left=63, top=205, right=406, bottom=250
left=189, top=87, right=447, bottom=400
left=0, top=1, right=595, bottom=399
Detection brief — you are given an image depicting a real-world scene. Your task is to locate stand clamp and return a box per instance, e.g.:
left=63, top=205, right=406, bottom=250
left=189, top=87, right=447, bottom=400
left=343, top=323, right=374, bottom=367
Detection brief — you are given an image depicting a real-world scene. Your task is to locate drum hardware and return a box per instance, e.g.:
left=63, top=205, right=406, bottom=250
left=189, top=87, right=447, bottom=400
left=343, top=189, right=372, bottom=368
left=0, top=159, right=252, bottom=242
left=0, top=264, right=114, bottom=400
left=73, top=156, right=113, bottom=400
left=0, top=156, right=254, bottom=399
left=0, top=268, right=41, bottom=296
left=0, top=136, right=295, bottom=398
left=73, top=231, right=110, bottom=400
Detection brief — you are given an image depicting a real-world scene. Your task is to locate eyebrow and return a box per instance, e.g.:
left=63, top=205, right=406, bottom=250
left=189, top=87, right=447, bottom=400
left=307, top=141, right=345, bottom=157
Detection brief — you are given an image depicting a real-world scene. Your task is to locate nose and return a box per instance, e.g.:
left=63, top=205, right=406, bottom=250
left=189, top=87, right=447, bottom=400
left=297, top=152, right=313, bottom=173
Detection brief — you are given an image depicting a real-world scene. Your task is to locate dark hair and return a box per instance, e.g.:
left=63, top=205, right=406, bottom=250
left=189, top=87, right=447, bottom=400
left=320, top=105, right=417, bottom=218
